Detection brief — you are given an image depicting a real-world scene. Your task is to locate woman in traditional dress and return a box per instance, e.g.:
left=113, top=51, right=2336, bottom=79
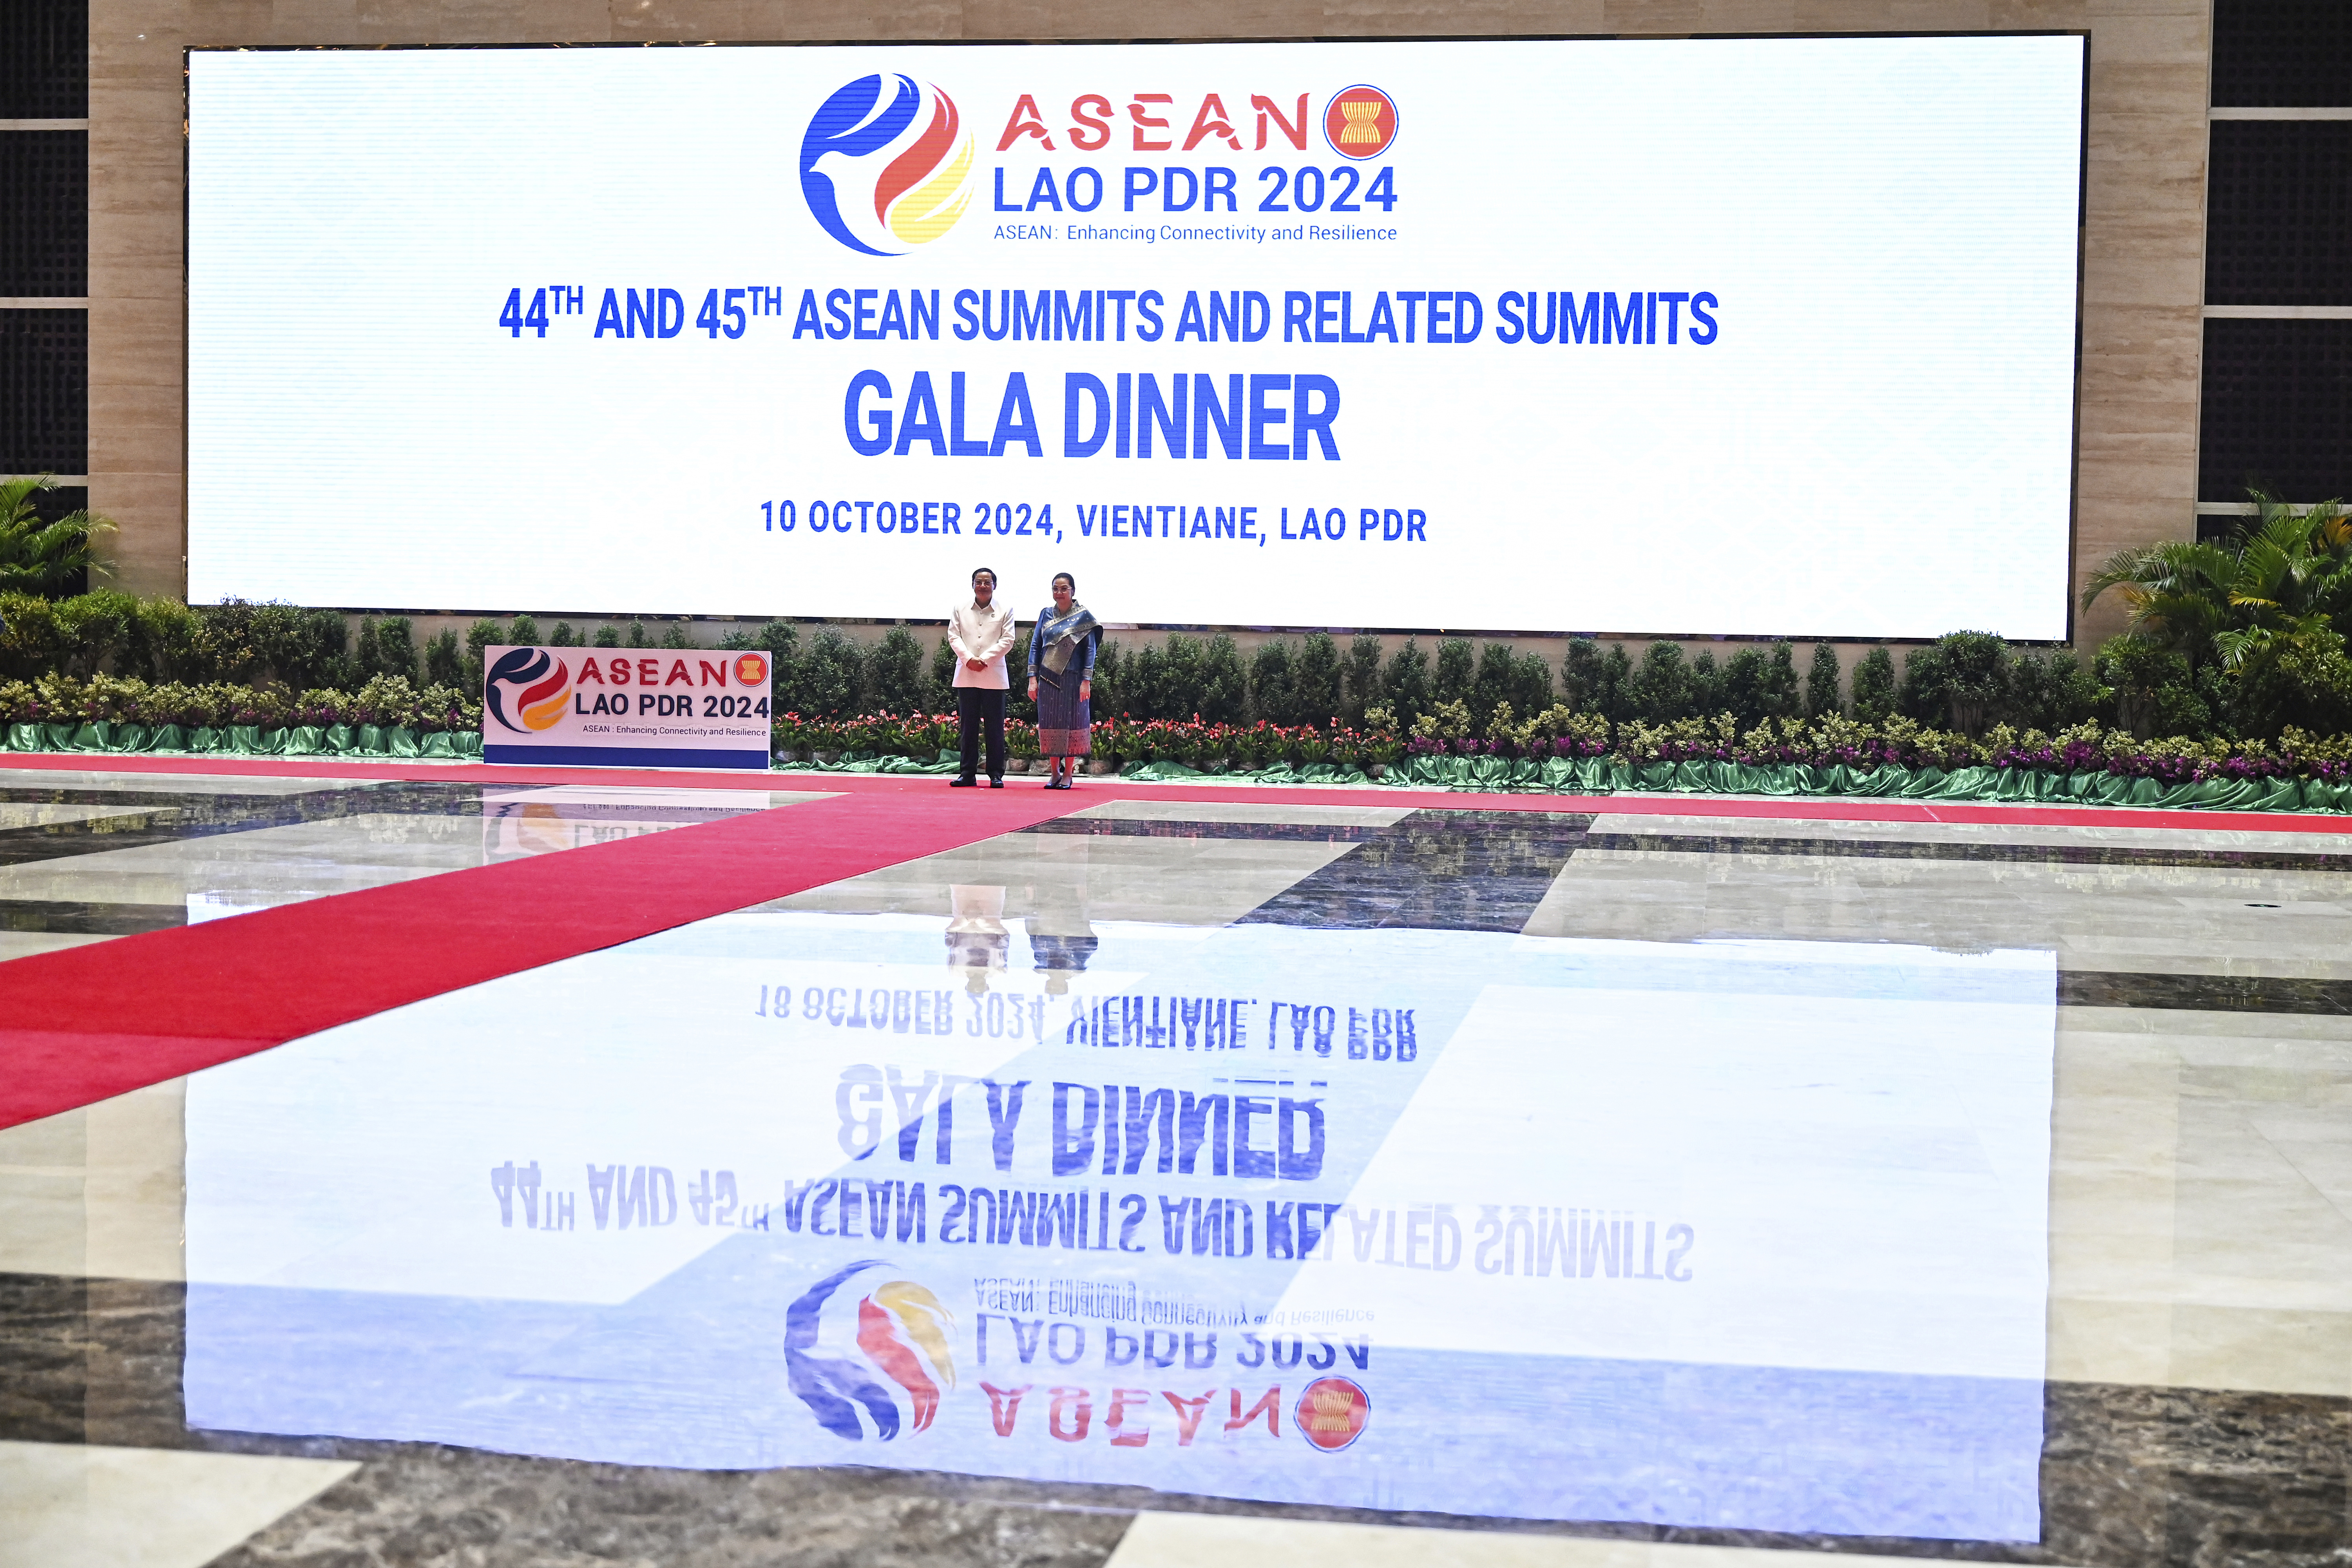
left=1027, top=572, right=1098, bottom=790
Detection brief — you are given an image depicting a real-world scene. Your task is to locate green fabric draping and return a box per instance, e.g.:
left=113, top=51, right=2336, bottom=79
left=1120, top=760, right=1380, bottom=787
left=0, top=724, right=476, bottom=762
left=1117, top=754, right=2351, bottom=813
left=771, top=749, right=963, bottom=776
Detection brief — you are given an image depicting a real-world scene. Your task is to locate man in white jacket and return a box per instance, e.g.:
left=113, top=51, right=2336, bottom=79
left=947, top=567, right=1016, bottom=788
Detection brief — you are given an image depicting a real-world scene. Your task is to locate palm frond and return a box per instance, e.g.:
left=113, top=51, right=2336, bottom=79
left=0, top=497, right=112, bottom=597
left=0, top=474, right=54, bottom=531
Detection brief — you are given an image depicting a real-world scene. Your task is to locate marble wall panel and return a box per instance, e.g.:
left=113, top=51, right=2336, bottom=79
left=2085, top=215, right=2207, bottom=308
left=87, top=0, right=2211, bottom=629
left=90, top=471, right=186, bottom=592
left=1782, top=1, right=1988, bottom=25
left=509, top=2, right=616, bottom=42
left=83, top=299, right=176, bottom=390
left=87, top=383, right=182, bottom=469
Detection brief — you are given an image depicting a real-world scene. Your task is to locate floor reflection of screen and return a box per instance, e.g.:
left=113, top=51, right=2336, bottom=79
left=186, top=916, right=2053, bottom=1539
left=477, top=786, right=773, bottom=861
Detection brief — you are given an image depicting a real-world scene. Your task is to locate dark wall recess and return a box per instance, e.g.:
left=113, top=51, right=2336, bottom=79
left=0, top=0, right=88, bottom=120
left=2, top=0, right=91, bottom=487
left=2205, top=122, right=2352, bottom=306
left=0, top=132, right=89, bottom=297
left=0, top=308, right=88, bottom=475
left=2202, top=5, right=2352, bottom=508
left=2200, top=319, right=2352, bottom=503
left=2212, top=0, right=2352, bottom=108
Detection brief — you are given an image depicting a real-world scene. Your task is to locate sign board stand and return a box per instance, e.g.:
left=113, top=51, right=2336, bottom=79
left=481, top=646, right=773, bottom=770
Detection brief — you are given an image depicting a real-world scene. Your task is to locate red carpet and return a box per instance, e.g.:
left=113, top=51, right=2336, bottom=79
left=5, top=756, right=2350, bottom=1130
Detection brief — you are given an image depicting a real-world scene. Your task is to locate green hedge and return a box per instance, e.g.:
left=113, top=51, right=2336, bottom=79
left=1, top=673, right=480, bottom=734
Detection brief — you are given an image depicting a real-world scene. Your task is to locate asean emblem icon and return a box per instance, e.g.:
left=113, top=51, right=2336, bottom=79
left=1322, top=86, right=1398, bottom=160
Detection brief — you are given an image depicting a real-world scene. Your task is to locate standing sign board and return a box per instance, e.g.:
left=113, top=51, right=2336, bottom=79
left=481, top=645, right=773, bottom=769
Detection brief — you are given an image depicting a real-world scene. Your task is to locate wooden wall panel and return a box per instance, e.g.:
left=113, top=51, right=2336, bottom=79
left=89, top=0, right=2208, bottom=648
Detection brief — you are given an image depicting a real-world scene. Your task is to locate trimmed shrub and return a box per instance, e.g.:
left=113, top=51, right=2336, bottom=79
left=1624, top=642, right=1694, bottom=723
left=357, top=616, right=417, bottom=682
left=2098, top=636, right=2213, bottom=739
left=1248, top=639, right=1297, bottom=725
left=1197, top=634, right=1248, bottom=725
left=1007, top=625, right=1033, bottom=721
left=1467, top=643, right=1551, bottom=733
left=1851, top=647, right=1898, bottom=722
left=791, top=627, right=864, bottom=718
left=1934, top=631, right=2011, bottom=736
left=462, top=619, right=505, bottom=691
left=1342, top=634, right=1383, bottom=725
left=1560, top=640, right=1635, bottom=722
left=424, top=629, right=464, bottom=687
left=1088, top=637, right=1123, bottom=719
left=1805, top=643, right=1841, bottom=719
left=1721, top=645, right=1802, bottom=726
left=1761, top=641, right=1802, bottom=720
left=928, top=634, right=958, bottom=709
left=1432, top=637, right=1476, bottom=716
left=2007, top=649, right=2105, bottom=733
left=1381, top=637, right=1430, bottom=726
left=1687, top=650, right=1725, bottom=717
left=1296, top=632, right=1343, bottom=726
left=863, top=625, right=931, bottom=714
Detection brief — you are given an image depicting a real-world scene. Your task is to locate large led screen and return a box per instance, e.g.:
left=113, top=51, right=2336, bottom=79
left=186, top=37, right=2085, bottom=638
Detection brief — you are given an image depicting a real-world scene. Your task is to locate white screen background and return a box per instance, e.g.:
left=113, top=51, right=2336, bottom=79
left=187, top=38, right=2084, bottom=639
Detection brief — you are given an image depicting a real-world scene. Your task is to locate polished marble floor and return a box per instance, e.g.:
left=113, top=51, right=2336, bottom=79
left=2, top=767, right=2349, bottom=1567
left=0, top=770, right=816, bottom=960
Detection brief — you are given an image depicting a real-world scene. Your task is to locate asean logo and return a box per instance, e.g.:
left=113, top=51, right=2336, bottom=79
left=786, top=1260, right=958, bottom=1439
left=484, top=648, right=570, bottom=735
left=800, top=75, right=976, bottom=257
left=1296, top=1375, right=1370, bottom=1452
left=732, top=652, right=769, bottom=687
left=1322, top=86, right=1398, bottom=160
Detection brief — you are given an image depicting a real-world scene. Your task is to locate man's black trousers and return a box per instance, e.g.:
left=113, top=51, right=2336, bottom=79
left=957, top=686, right=1006, bottom=781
